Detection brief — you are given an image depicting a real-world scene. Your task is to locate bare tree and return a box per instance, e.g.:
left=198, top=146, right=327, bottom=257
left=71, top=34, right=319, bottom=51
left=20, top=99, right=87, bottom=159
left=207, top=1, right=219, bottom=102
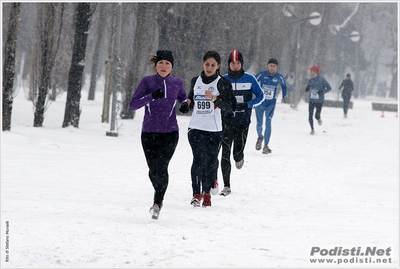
left=48, top=4, right=76, bottom=102
left=131, top=5, right=159, bottom=80
left=113, top=3, right=159, bottom=121
left=32, top=3, right=65, bottom=127
left=2, top=3, right=21, bottom=131
left=88, top=3, right=106, bottom=101
left=119, top=3, right=138, bottom=120
left=101, top=3, right=118, bottom=123
left=62, top=3, right=92, bottom=128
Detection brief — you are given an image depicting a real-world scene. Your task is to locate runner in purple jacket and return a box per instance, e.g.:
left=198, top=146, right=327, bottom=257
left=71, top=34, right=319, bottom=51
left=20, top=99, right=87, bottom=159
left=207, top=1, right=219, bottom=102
left=130, top=50, right=189, bottom=219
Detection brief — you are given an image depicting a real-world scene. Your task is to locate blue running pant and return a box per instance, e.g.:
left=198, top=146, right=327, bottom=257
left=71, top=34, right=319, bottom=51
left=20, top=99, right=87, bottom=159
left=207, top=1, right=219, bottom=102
left=255, top=101, right=276, bottom=145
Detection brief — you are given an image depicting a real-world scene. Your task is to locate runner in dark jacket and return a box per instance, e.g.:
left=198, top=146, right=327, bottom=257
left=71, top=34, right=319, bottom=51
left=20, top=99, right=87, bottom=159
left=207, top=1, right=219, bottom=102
left=305, top=65, right=332, bottom=135
left=219, top=50, right=264, bottom=196
left=339, top=73, right=354, bottom=118
left=186, top=50, right=235, bottom=208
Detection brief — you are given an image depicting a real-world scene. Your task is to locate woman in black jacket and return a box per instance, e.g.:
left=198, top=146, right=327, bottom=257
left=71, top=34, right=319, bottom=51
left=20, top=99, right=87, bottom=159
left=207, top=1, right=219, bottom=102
left=185, top=50, right=235, bottom=207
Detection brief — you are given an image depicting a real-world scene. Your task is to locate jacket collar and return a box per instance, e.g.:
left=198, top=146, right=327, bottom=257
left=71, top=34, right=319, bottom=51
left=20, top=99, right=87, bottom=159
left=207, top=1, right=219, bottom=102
left=228, top=68, right=244, bottom=79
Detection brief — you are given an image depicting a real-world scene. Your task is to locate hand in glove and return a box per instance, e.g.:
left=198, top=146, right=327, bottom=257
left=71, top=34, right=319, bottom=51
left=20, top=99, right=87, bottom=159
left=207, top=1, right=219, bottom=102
left=179, top=102, right=190, bottom=114
left=152, top=88, right=164, bottom=99
left=317, top=90, right=324, bottom=96
left=235, top=103, right=248, bottom=111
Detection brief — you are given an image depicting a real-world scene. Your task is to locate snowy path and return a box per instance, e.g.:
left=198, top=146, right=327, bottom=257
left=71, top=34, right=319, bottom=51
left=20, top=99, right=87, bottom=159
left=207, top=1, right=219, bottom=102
left=2, top=91, right=398, bottom=267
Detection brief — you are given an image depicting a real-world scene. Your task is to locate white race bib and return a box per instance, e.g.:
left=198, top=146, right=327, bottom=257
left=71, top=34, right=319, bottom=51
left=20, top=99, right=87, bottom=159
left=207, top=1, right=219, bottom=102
left=235, top=95, right=244, bottom=103
left=310, top=89, right=319, bottom=99
left=194, top=96, right=214, bottom=116
left=262, top=85, right=275, bottom=100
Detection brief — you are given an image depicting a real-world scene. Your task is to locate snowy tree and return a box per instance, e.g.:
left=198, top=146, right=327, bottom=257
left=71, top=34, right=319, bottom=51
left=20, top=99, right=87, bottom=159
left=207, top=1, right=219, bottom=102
left=2, top=3, right=21, bottom=131
left=88, top=3, right=107, bottom=101
left=32, top=3, right=65, bottom=127
left=62, top=3, right=93, bottom=128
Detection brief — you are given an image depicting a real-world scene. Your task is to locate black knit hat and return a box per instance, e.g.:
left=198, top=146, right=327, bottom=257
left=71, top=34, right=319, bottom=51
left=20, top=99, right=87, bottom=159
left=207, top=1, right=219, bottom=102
left=268, top=58, right=279, bottom=65
left=228, top=50, right=244, bottom=67
left=156, top=50, right=174, bottom=67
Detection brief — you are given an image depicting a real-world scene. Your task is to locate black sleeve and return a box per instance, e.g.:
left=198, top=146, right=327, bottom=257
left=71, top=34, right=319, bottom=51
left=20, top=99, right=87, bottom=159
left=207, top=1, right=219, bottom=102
left=214, top=77, right=234, bottom=113
left=188, top=76, right=197, bottom=110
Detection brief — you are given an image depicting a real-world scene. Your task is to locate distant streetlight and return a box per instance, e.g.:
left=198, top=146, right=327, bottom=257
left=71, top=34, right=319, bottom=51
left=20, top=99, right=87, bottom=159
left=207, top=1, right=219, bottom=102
left=349, top=31, right=361, bottom=42
left=282, top=4, right=322, bottom=108
left=282, top=4, right=322, bottom=25
left=308, top=12, right=322, bottom=25
left=329, top=24, right=361, bottom=42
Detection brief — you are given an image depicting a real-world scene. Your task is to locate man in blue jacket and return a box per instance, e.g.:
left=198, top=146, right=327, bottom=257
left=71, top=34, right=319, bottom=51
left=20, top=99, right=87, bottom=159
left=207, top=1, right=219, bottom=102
left=305, top=65, right=332, bottom=135
left=255, top=58, right=287, bottom=154
left=219, top=50, right=264, bottom=196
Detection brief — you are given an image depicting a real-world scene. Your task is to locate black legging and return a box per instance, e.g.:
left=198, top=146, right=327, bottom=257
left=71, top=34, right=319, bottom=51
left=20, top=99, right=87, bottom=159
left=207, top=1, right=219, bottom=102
left=141, top=131, right=179, bottom=206
left=221, top=123, right=249, bottom=188
left=188, top=129, right=222, bottom=195
left=342, top=94, right=351, bottom=115
left=308, top=102, right=323, bottom=130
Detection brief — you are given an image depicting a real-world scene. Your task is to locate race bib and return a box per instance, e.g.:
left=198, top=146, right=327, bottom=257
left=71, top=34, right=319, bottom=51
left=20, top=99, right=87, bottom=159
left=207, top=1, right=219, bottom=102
left=195, top=97, right=214, bottom=115
left=235, top=95, right=244, bottom=103
left=262, top=85, right=275, bottom=100
left=310, top=89, right=319, bottom=99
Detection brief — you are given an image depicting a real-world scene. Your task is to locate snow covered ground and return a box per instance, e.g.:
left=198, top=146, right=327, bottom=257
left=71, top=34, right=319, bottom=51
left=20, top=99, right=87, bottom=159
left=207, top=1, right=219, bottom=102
left=1, top=87, right=398, bottom=268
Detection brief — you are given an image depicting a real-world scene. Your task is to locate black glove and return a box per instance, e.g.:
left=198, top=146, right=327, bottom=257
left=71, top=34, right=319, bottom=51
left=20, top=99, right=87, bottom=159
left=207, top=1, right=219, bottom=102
left=179, top=102, right=189, bottom=114
left=318, top=90, right=324, bottom=96
left=152, top=88, right=164, bottom=99
left=236, top=103, right=248, bottom=111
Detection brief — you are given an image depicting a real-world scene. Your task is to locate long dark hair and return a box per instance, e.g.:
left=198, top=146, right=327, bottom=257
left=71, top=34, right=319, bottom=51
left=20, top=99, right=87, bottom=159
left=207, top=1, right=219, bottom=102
left=203, top=50, right=221, bottom=65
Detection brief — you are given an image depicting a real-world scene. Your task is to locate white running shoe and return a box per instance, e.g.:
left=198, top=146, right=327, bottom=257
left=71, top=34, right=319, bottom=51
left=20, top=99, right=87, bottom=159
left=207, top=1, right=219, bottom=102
left=149, top=204, right=160, bottom=220
left=220, top=186, right=231, bottom=196
left=235, top=159, right=244, bottom=169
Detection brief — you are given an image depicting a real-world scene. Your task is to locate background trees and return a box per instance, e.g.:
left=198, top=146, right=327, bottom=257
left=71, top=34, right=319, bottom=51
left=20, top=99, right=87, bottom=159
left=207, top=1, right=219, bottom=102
left=2, top=2, right=398, bottom=129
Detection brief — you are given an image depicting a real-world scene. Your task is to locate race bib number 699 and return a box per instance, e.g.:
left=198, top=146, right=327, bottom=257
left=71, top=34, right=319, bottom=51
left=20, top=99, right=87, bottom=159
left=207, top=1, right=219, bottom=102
left=197, top=100, right=212, bottom=110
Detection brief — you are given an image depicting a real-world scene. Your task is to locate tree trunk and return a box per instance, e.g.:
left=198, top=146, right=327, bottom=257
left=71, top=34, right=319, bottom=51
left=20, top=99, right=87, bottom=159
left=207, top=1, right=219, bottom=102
left=88, top=3, right=106, bottom=101
left=2, top=3, right=21, bottom=131
left=101, top=4, right=117, bottom=123
left=126, top=3, right=159, bottom=115
left=33, top=3, right=65, bottom=127
left=120, top=66, right=135, bottom=119
left=62, top=3, right=91, bottom=128
left=118, top=4, right=137, bottom=120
